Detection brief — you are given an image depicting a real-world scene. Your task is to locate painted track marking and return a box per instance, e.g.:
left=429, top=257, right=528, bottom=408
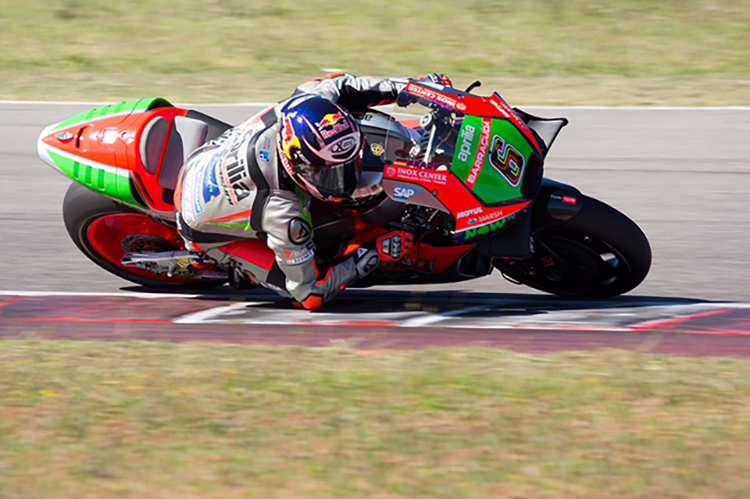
left=2, top=292, right=749, bottom=335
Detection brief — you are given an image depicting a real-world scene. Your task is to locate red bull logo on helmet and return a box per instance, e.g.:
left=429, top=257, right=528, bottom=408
left=316, top=112, right=351, bottom=139
left=281, top=115, right=302, bottom=160
left=317, top=113, right=344, bottom=129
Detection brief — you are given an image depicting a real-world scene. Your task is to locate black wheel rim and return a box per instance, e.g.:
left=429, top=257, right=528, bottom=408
left=530, top=229, right=631, bottom=296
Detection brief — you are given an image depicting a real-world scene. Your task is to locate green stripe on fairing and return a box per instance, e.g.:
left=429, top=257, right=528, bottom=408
left=451, top=116, right=533, bottom=205
left=47, top=149, right=145, bottom=209
left=52, top=97, right=173, bottom=132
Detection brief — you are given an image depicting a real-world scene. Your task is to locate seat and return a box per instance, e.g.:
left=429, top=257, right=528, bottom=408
left=140, top=116, right=169, bottom=175
left=139, top=116, right=209, bottom=190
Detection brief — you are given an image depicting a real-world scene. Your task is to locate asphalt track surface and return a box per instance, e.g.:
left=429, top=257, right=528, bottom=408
left=1, top=102, right=749, bottom=355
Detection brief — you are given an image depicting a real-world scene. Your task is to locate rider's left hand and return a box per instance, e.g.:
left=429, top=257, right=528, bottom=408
left=421, top=73, right=453, bottom=88
left=396, top=73, right=453, bottom=107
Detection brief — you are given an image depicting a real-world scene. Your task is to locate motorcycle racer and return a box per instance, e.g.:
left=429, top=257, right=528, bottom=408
left=174, top=73, right=452, bottom=309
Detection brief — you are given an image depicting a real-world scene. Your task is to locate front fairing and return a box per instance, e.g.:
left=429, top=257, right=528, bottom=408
left=380, top=81, right=550, bottom=240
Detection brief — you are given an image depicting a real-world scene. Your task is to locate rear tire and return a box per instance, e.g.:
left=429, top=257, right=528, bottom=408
left=63, top=183, right=224, bottom=290
left=496, top=196, right=651, bottom=298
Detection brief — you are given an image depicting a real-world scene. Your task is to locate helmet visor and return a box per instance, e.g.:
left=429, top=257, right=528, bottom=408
left=300, top=155, right=361, bottom=199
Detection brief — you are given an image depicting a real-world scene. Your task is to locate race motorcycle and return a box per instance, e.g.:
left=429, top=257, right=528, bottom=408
left=37, top=80, right=651, bottom=299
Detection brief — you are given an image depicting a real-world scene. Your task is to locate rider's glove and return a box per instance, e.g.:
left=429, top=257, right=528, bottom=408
left=396, top=73, right=453, bottom=108
left=375, top=230, right=414, bottom=263
left=421, top=73, right=453, bottom=88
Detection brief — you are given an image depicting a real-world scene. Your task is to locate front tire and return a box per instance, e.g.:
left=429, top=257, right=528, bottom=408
left=62, top=183, right=224, bottom=290
left=496, top=196, right=651, bottom=298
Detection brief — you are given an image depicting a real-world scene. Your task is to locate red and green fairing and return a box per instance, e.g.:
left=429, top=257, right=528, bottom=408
left=450, top=115, right=536, bottom=206
left=37, top=98, right=176, bottom=213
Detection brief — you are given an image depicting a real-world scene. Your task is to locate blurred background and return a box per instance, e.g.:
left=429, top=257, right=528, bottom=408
left=1, top=0, right=748, bottom=105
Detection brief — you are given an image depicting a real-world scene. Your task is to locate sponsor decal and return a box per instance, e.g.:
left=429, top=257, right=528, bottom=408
left=286, top=248, right=315, bottom=265
left=474, top=209, right=505, bottom=224
left=55, top=131, right=74, bottom=141
left=385, top=166, right=397, bottom=177
left=190, top=165, right=205, bottom=215
left=393, top=185, right=421, bottom=200
left=202, top=153, right=222, bottom=204
left=489, top=135, right=525, bottom=187
left=281, top=113, right=301, bottom=162
left=392, top=166, right=448, bottom=186
left=455, top=213, right=518, bottom=242
left=101, top=129, right=119, bottom=145
left=457, top=124, right=476, bottom=162
left=456, top=102, right=467, bottom=111
left=457, top=206, right=483, bottom=219
left=403, top=159, right=446, bottom=170
left=404, top=82, right=458, bottom=110
left=316, top=112, right=351, bottom=139
left=562, top=195, right=578, bottom=205
left=331, top=136, right=357, bottom=154
left=317, top=112, right=344, bottom=129
left=370, top=143, right=384, bottom=157
left=489, top=94, right=527, bottom=131
left=489, top=94, right=540, bottom=152
left=220, top=147, right=252, bottom=206
left=258, top=150, right=271, bottom=162
left=462, top=210, right=506, bottom=227
left=284, top=241, right=314, bottom=259
left=466, top=119, right=493, bottom=188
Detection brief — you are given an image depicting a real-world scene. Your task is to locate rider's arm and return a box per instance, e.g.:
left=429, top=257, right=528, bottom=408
left=294, top=73, right=406, bottom=113
left=295, top=73, right=453, bottom=113
left=261, top=190, right=376, bottom=309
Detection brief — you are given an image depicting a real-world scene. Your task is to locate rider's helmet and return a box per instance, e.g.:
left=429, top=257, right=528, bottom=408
left=277, top=94, right=363, bottom=202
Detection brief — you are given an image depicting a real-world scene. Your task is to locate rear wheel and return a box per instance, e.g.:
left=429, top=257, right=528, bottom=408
left=62, top=183, right=224, bottom=289
left=496, top=196, right=651, bottom=298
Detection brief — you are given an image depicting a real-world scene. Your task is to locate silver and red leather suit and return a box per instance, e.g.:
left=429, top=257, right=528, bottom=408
left=175, top=74, right=406, bottom=309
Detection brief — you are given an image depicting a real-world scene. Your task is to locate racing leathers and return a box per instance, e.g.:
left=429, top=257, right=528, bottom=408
left=174, top=74, right=408, bottom=309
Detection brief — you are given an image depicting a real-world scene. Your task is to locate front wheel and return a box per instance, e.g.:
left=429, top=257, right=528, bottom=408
left=62, top=183, right=225, bottom=290
left=495, top=196, right=651, bottom=298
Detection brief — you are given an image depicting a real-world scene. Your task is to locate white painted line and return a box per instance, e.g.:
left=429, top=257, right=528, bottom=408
left=173, top=302, right=258, bottom=324
left=628, top=302, right=750, bottom=330
left=401, top=305, right=493, bottom=328
left=3, top=293, right=747, bottom=332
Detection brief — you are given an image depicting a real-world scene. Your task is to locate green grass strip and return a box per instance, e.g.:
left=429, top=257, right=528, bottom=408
left=1, top=0, right=749, bottom=105
left=2, top=340, right=750, bottom=498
